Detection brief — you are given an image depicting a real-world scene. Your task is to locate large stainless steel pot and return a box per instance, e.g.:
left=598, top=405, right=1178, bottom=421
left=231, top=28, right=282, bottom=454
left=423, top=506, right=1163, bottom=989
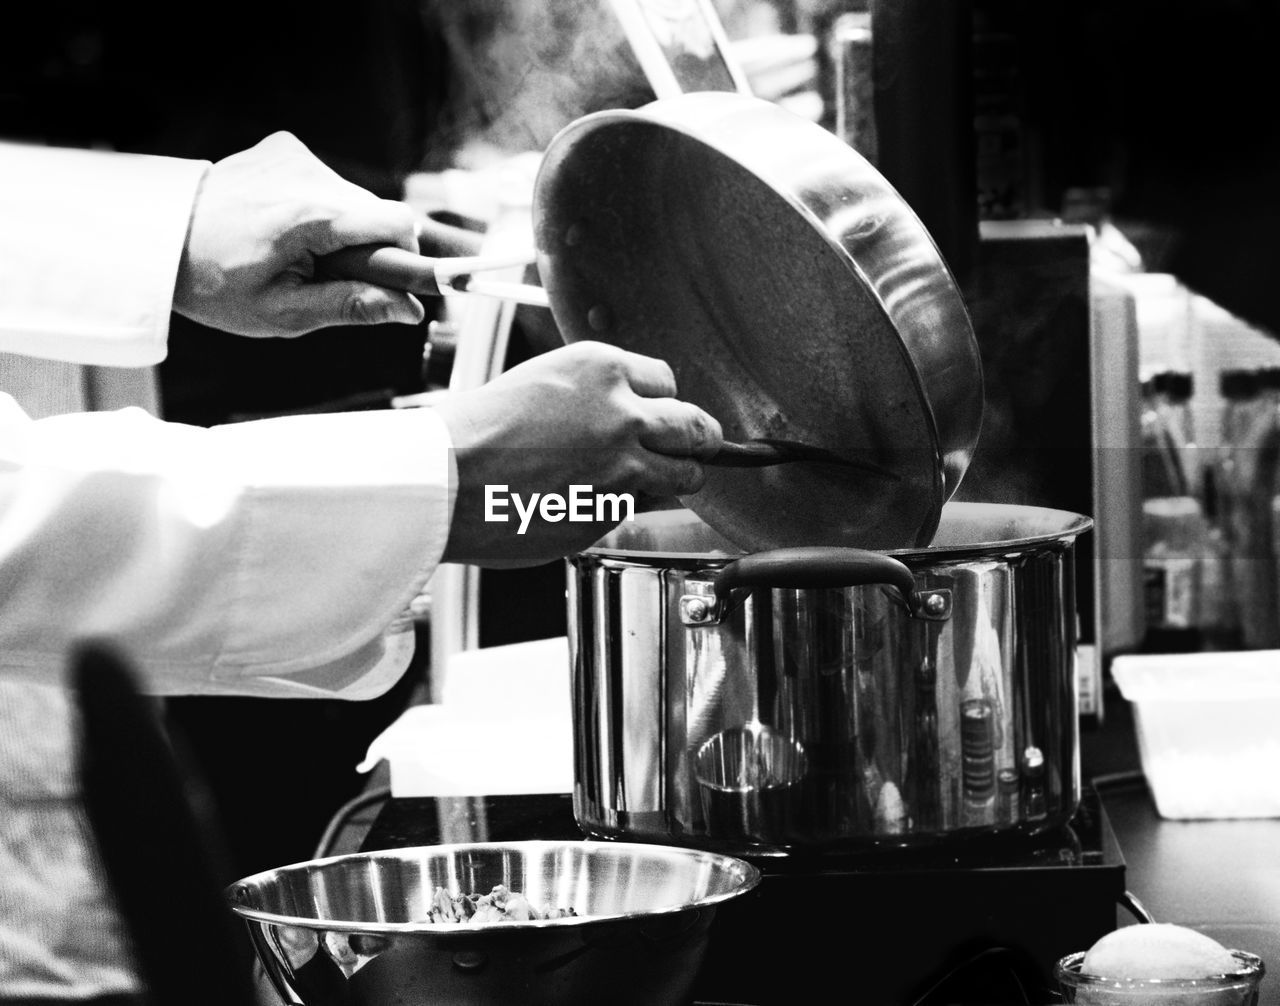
left=566, top=502, right=1093, bottom=855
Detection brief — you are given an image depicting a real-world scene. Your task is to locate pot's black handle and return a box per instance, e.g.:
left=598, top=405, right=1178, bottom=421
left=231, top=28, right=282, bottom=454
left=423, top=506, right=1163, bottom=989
left=714, top=547, right=926, bottom=617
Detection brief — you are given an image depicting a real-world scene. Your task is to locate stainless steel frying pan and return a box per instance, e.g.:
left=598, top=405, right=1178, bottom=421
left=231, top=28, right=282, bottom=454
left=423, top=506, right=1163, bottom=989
left=324, top=91, right=983, bottom=550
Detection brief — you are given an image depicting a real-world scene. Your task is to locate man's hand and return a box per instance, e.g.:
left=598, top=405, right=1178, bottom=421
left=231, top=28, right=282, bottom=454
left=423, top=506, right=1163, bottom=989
left=433, top=342, right=723, bottom=567
left=173, top=132, right=425, bottom=336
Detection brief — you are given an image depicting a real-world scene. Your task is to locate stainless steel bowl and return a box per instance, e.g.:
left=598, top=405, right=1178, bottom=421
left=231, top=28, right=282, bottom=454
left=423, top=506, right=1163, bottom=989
left=226, top=840, right=761, bottom=1006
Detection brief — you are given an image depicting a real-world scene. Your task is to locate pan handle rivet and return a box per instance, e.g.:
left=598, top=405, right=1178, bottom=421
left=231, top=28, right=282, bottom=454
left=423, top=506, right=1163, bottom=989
left=565, top=223, right=585, bottom=247
left=587, top=304, right=612, bottom=332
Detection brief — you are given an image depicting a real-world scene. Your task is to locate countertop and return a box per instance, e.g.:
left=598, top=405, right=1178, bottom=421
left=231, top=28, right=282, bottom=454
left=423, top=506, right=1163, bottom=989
left=329, top=685, right=1280, bottom=1004
left=1081, top=691, right=1280, bottom=1006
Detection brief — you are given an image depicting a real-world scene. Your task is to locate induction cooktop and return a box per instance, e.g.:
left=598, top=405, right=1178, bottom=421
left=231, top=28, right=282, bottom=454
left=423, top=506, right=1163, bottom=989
left=362, top=786, right=1124, bottom=1005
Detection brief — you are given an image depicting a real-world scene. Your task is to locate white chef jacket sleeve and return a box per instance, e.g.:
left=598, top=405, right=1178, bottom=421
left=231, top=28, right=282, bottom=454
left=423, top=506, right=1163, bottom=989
left=0, top=141, right=208, bottom=367
left=0, top=399, right=457, bottom=699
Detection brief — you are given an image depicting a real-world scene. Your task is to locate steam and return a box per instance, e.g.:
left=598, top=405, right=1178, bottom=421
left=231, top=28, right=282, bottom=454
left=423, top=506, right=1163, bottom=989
left=423, top=0, right=653, bottom=162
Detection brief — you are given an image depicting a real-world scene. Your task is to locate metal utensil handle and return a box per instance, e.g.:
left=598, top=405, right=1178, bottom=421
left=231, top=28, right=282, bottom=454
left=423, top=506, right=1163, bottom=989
left=707, top=439, right=902, bottom=479
left=714, top=546, right=923, bottom=614
left=707, top=440, right=796, bottom=467
left=315, top=245, right=549, bottom=306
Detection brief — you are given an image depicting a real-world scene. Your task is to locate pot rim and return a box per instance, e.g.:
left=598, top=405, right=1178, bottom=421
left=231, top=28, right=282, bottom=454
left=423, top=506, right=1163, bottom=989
left=579, top=501, right=1093, bottom=563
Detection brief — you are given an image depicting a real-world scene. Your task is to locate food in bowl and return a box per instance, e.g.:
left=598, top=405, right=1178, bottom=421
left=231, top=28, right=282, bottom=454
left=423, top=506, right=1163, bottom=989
left=423, top=884, right=578, bottom=923
left=1056, top=924, right=1265, bottom=1005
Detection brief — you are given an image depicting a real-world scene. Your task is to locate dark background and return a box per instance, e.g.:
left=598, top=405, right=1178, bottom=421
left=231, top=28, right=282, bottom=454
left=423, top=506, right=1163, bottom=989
left=970, top=0, right=1280, bottom=337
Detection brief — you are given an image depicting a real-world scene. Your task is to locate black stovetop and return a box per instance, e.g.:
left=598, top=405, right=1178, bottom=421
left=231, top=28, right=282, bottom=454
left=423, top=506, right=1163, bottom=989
left=361, top=787, right=1124, bottom=1005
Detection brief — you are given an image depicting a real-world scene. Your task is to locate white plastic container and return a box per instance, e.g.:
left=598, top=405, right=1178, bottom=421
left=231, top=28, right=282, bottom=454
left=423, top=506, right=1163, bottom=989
left=1111, top=651, right=1280, bottom=819
left=359, top=637, right=573, bottom=798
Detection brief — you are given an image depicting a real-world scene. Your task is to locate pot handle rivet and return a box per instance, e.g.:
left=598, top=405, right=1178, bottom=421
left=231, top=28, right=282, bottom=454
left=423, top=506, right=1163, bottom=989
left=920, top=590, right=952, bottom=619
left=682, top=597, right=712, bottom=623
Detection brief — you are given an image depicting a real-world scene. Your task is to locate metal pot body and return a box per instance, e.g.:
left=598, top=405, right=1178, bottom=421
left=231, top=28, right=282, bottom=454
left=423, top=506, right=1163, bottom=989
left=566, top=503, right=1092, bottom=854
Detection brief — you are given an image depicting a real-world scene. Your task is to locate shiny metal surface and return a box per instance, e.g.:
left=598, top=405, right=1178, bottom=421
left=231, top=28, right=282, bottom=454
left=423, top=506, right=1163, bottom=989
left=534, top=91, right=983, bottom=552
left=566, top=503, right=1092, bottom=853
left=227, top=841, right=760, bottom=1006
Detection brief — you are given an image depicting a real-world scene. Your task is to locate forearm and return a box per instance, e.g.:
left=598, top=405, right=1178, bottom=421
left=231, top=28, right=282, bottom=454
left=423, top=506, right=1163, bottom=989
left=0, top=142, right=209, bottom=366
left=0, top=400, right=455, bottom=695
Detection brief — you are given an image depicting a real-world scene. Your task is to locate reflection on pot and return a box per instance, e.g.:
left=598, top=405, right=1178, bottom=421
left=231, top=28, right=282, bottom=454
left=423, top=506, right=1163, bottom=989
left=566, top=503, right=1092, bottom=854
left=693, top=723, right=809, bottom=844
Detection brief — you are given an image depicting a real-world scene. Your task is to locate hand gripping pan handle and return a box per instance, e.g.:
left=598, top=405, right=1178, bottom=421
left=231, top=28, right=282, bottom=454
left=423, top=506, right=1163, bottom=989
left=317, top=214, right=549, bottom=306
left=317, top=244, right=550, bottom=307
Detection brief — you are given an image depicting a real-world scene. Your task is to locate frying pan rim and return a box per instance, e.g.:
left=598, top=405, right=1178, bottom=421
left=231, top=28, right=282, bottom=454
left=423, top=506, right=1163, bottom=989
left=532, top=92, right=983, bottom=549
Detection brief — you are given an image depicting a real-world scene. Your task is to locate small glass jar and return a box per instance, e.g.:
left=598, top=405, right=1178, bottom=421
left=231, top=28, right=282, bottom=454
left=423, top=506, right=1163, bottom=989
left=1055, top=949, right=1264, bottom=1005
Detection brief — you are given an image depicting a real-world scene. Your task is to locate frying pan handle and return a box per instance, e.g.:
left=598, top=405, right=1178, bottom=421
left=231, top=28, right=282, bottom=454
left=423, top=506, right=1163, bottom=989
left=315, top=241, right=548, bottom=306
left=318, top=245, right=450, bottom=296
left=710, top=547, right=947, bottom=620
left=417, top=214, right=486, bottom=258
left=315, top=215, right=483, bottom=296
